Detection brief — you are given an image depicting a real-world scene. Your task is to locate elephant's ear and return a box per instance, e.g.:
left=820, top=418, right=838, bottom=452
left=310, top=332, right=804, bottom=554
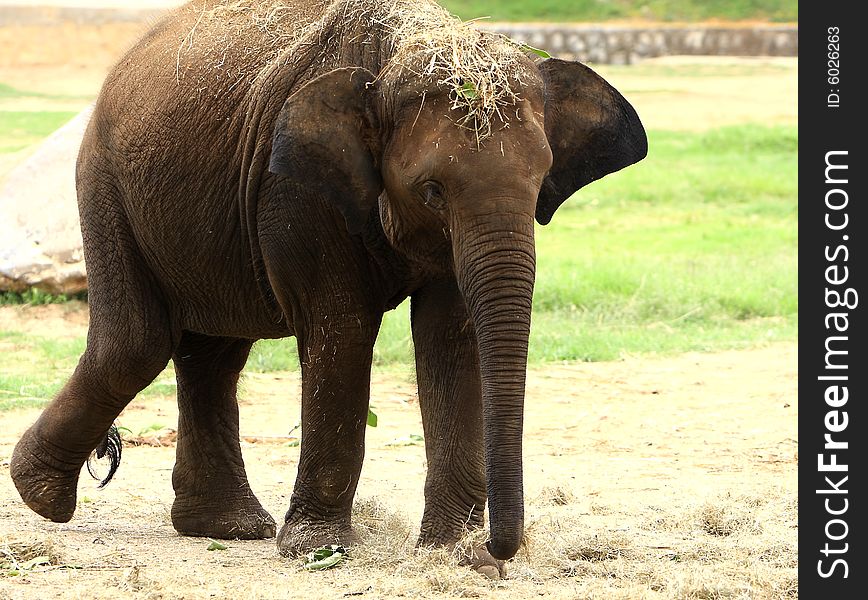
left=536, top=58, right=648, bottom=225
left=270, top=67, right=382, bottom=234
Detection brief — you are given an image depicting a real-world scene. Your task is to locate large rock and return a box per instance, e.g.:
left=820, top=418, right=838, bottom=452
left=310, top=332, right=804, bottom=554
left=0, top=105, right=92, bottom=295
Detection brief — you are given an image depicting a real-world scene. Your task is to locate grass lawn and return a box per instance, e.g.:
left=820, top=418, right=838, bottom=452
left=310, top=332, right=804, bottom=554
left=440, top=0, right=798, bottom=22
left=0, top=111, right=78, bottom=154
left=0, top=60, right=797, bottom=407
left=0, top=83, right=85, bottom=153
left=409, top=125, right=794, bottom=364
left=208, top=124, right=797, bottom=371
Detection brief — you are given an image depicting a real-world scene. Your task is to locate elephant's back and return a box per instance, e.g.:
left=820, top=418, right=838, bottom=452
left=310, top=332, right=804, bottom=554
left=84, top=0, right=332, bottom=216
left=96, top=1, right=327, bottom=126
left=76, top=1, right=332, bottom=338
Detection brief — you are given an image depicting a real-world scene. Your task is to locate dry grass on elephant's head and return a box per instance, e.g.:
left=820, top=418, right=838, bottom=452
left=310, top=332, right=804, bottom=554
left=377, top=0, right=535, bottom=141
left=189, top=0, right=536, bottom=140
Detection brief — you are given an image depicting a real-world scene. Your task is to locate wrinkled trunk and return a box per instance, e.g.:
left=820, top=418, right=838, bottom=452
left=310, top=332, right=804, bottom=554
left=453, top=213, right=535, bottom=560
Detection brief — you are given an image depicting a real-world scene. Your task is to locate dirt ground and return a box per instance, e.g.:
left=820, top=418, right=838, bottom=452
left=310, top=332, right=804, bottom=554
left=1, top=304, right=797, bottom=599
left=2, top=10, right=798, bottom=600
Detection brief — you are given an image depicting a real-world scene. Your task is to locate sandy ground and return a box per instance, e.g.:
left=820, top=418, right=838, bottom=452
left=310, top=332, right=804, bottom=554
left=0, top=305, right=797, bottom=599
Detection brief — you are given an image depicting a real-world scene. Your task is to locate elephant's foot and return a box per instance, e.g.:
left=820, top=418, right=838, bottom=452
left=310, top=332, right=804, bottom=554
left=10, top=430, right=81, bottom=523
left=276, top=511, right=357, bottom=557
left=171, top=493, right=277, bottom=540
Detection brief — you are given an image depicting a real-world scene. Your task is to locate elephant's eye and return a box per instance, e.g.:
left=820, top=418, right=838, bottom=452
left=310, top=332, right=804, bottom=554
left=420, top=180, right=446, bottom=211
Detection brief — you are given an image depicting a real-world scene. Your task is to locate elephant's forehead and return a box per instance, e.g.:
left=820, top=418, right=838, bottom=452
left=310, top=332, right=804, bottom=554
left=379, top=2, right=543, bottom=142
left=389, top=95, right=550, bottom=186
left=400, top=93, right=544, bottom=150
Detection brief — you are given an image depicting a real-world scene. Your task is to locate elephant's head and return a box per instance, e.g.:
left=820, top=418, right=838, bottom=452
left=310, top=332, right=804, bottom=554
left=269, top=53, right=646, bottom=560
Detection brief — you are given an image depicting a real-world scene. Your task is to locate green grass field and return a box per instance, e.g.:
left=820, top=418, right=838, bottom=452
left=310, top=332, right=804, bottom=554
left=0, top=332, right=85, bottom=411
left=0, top=111, right=78, bottom=153
left=1, top=123, right=796, bottom=402
left=251, top=123, right=797, bottom=370
left=440, top=0, right=797, bottom=22
left=0, top=58, right=797, bottom=409
left=0, top=84, right=84, bottom=153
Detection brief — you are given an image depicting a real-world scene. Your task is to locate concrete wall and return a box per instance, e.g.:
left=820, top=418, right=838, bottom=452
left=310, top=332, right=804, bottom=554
left=0, top=6, right=166, bottom=25
left=1, top=5, right=798, bottom=63
left=483, top=23, right=798, bottom=64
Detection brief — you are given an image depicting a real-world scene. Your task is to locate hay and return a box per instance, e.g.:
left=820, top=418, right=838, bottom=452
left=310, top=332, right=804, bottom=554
left=696, top=502, right=763, bottom=538
left=522, top=515, right=637, bottom=578
left=375, top=0, right=532, bottom=141
left=175, top=0, right=318, bottom=86
left=0, top=535, right=64, bottom=570
left=201, top=0, right=309, bottom=52
left=534, top=485, right=577, bottom=506
left=350, top=496, right=415, bottom=566
left=178, top=0, right=535, bottom=140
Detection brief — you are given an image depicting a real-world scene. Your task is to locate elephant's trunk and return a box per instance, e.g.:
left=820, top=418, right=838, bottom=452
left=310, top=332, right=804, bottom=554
left=453, top=212, right=535, bottom=560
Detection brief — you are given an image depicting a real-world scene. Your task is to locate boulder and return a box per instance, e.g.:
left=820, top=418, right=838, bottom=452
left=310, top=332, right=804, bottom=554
left=0, top=105, right=92, bottom=295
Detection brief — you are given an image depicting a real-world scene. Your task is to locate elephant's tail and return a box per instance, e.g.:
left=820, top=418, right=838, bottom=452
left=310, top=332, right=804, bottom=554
left=85, top=424, right=123, bottom=489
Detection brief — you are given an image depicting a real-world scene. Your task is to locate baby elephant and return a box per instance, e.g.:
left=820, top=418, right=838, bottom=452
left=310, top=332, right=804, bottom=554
left=11, top=0, right=646, bottom=575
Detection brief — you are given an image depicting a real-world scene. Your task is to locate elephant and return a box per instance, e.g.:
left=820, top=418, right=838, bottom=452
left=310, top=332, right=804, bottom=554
left=10, top=0, right=646, bottom=574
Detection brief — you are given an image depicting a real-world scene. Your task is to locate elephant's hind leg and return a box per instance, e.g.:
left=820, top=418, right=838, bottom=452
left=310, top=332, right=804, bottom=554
left=170, top=331, right=276, bottom=540
left=11, top=177, right=177, bottom=522
left=11, top=341, right=174, bottom=522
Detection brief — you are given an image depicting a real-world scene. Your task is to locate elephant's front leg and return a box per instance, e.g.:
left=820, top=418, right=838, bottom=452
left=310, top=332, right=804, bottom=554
left=277, top=314, right=381, bottom=556
left=411, top=280, right=503, bottom=577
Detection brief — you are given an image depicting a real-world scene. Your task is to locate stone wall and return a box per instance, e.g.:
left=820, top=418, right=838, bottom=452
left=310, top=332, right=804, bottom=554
left=483, top=23, right=798, bottom=65
left=1, top=5, right=798, bottom=64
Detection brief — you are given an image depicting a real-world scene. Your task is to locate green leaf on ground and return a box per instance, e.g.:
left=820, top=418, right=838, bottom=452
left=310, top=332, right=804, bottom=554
left=303, top=545, right=347, bottom=571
